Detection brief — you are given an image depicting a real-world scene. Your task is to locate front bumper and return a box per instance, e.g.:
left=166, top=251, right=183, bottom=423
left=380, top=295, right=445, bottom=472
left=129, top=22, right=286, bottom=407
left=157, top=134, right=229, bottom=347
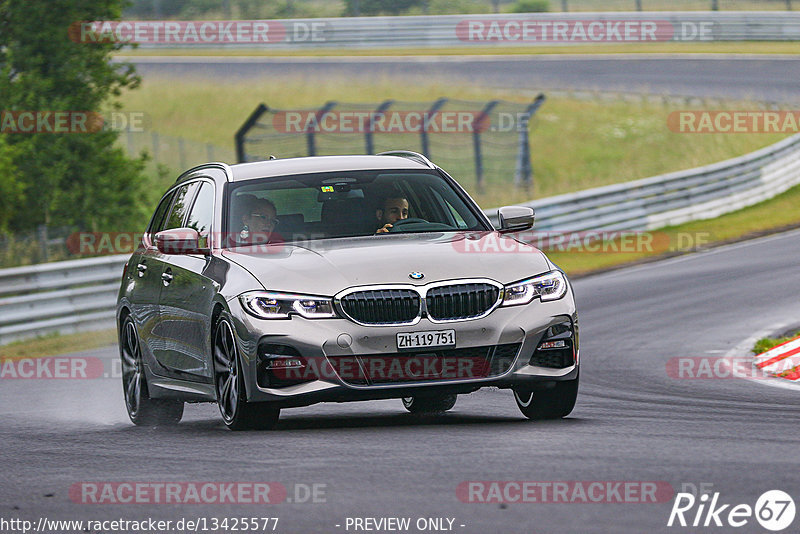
left=228, top=287, right=578, bottom=407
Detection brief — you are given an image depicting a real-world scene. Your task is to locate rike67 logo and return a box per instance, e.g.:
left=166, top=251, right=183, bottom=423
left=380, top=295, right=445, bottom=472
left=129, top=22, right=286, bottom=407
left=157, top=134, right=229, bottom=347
left=668, top=489, right=795, bottom=531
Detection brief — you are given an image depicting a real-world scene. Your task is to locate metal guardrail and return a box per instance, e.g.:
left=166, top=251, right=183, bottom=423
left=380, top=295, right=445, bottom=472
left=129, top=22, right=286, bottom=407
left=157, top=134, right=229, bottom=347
left=0, top=255, right=128, bottom=345
left=2, top=132, right=800, bottom=345
left=501, top=132, right=800, bottom=232
left=135, top=12, right=800, bottom=49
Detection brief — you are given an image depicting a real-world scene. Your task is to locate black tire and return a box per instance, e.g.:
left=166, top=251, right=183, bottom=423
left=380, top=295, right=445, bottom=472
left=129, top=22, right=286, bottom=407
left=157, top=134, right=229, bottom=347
left=120, top=316, right=184, bottom=426
left=513, top=374, right=579, bottom=420
left=402, top=394, right=457, bottom=414
left=213, top=313, right=280, bottom=431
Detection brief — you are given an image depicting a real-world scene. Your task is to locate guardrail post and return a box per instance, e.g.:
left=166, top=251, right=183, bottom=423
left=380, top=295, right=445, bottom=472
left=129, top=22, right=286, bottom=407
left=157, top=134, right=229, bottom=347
left=366, top=99, right=394, bottom=154
left=421, top=98, right=448, bottom=158
left=235, top=103, right=269, bottom=163
left=307, top=101, right=337, bottom=157
left=206, top=143, right=214, bottom=162
left=635, top=0, right=642, bottom=10
left=561, top=0, right=568, bottom=11
left=37, top=225, right=49, bottom=263
left=473, top=100, right=499, bottom=192
left=515, top=94, right=546, bottom=191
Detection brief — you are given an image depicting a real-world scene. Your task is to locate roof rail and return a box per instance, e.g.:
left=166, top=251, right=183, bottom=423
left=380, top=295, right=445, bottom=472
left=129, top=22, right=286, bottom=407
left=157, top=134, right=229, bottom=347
left=377, top=150, right=436, bottom=169
left=174, top=162, right=234, bottom=184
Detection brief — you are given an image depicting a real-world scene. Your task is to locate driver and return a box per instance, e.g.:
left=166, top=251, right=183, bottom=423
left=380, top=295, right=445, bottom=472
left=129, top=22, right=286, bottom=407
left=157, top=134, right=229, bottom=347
left=237, top=196, right=280, bottom=244
left=375, top=195, right=409, bottom=234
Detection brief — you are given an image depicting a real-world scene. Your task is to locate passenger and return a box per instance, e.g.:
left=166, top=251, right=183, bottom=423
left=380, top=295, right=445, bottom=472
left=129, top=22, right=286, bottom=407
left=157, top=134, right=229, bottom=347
left=375, top=195, right=409, bottom=234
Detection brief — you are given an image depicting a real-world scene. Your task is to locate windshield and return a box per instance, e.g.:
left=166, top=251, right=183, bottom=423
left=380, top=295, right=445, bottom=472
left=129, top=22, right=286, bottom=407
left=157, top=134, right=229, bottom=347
left=225, top=169, right=489, bottom=247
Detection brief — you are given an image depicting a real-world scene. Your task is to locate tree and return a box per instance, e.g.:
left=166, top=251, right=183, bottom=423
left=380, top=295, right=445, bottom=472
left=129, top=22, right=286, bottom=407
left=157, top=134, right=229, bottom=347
left=0, top=0, right=150, bottom=234
left=0, top=137, right=24, bottom=232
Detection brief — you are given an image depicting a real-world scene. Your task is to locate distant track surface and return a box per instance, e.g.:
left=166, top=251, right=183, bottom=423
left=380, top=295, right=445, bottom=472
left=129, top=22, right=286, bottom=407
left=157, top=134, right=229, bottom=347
left=3, top=229, right=800, bottom=532
left=120, top=54, right=800, bottom=102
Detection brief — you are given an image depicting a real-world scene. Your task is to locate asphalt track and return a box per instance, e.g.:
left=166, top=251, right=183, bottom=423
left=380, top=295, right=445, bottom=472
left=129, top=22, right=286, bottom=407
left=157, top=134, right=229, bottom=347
left=3, top=229, right=800, bottom=533
left=122, top=54, right=800, bottom=102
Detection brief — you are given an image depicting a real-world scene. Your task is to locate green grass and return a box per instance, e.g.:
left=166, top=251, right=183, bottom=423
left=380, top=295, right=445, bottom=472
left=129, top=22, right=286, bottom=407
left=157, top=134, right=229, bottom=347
left=0, top=329, right=118, bottom=359
left=753, top=330, right=800, bottom=355
left=113, top=76, right=800, bottom=280
left=117, top=76, right=786, bottom=209
left=117, top=41, right=800, bottom=57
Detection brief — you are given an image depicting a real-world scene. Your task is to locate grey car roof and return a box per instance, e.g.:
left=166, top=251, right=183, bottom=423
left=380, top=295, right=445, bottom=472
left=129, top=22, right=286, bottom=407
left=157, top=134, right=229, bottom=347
left=229, top=155, right=431, bottom=182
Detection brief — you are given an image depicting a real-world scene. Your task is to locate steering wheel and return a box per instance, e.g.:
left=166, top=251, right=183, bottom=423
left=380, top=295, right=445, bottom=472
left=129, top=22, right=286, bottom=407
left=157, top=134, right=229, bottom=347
left=387, top=218, right=429, bottom=232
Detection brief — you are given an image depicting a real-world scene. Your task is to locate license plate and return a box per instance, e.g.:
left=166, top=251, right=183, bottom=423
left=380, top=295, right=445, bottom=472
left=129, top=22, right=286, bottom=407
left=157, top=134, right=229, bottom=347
left=397, top=330, right=456, bottom=350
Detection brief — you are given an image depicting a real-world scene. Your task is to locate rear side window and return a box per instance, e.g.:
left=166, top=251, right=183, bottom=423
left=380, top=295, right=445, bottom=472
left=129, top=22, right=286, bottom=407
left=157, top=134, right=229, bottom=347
left=163, top=183, right=198, bottom=231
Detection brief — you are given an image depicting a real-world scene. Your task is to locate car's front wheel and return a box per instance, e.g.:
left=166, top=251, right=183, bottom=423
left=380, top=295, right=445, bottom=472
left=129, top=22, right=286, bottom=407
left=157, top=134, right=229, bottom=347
left=213, top=313, right=280, bottom=431
left=120, top=316, right=184, bottom=426
left=513, top=374, right=579, bottom=420
left=402, top=394, right=457, bottom=414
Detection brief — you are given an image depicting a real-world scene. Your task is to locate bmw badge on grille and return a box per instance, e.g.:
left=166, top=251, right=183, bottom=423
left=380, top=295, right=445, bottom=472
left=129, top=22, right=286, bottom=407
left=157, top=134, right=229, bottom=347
left=409, top=272, right=424, bottom=280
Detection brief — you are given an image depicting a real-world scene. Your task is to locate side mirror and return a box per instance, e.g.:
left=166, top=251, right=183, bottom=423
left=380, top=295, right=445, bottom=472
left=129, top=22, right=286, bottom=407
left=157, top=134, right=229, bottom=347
left=497, top=206, right=535, bottom=233
left=154, top=228, right=210, bottom=255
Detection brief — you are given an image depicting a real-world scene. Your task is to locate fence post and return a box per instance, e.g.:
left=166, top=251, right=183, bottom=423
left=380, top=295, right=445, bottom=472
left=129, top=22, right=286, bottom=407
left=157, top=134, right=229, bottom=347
left=473, top=100, right=499, bottom=192
left=421, top=98, right=448, bottom=158
left=561, top=0, right=568, bottom=11
left=366, top=99, right=394, bottom=154
left=635, top=0, right=642, bottom=10
left=206, top=143, right=214, bottom=162
left=787, top=0, right=793, bottom=10
left=307, top=101, right=337, bottom=157
left=515, top=93, right=546, bottom=191
left=711, top=0, right=718, bottom=10
left=235, top=103, right=269, bottom=163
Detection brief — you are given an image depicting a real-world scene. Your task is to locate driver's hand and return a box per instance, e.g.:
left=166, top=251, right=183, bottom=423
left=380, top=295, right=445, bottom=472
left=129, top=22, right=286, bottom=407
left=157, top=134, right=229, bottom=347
left=376, top=224, right=393, bottom=234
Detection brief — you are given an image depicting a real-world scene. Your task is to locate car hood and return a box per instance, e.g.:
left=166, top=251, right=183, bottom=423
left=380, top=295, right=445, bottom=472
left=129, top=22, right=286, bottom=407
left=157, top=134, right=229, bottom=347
left=222, top=231, right=552, bottom=296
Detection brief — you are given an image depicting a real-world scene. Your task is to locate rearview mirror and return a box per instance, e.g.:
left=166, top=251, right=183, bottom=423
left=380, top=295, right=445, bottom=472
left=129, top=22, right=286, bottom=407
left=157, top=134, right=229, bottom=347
left=497, top=206, right=535, bottom=233
left=154, top=228, right=210, bottom=255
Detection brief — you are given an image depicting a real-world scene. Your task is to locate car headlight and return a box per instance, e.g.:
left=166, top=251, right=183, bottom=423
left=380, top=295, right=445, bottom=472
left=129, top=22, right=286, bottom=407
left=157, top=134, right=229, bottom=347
left=239, top=291, right=336, bottom=319
left=501, top=271, right=568, bottom=306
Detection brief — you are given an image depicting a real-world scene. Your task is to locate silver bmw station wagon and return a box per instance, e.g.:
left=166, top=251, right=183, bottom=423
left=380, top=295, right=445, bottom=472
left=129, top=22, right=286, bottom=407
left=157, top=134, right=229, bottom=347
left=116, top=151, right=579, bottom=430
